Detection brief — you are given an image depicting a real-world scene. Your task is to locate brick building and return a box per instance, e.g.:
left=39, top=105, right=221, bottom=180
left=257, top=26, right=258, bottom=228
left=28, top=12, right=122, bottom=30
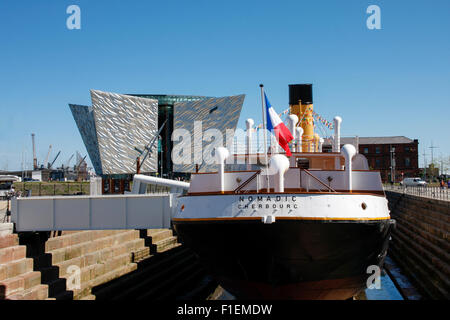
left=324, top=136, right=419, bottom=183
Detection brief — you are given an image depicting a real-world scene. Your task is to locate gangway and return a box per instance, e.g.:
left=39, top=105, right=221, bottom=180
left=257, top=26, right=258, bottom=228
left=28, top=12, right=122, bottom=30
left=11, top=175, right=190, bottom=232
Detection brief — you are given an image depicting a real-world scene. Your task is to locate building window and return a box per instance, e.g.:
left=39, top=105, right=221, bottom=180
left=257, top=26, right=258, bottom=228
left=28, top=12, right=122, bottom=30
left=405, top=157, right=411, bottom=167
left=405, top=146, right=410, bottom=152
left=375, top=159, right=381, bottom=167
left=375, top=147, right=381, bottom=154
left=363, top=147, right=369, bottom=154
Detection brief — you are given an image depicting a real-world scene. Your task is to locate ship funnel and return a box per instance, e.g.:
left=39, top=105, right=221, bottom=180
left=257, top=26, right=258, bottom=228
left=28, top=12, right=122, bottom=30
left=341, top=144, right=356, bottom=192
left=269, top=154, right=290, bottom=193
left=216, top=147, right=230, bottom=194
left=289, top=84, right=314, bottom=152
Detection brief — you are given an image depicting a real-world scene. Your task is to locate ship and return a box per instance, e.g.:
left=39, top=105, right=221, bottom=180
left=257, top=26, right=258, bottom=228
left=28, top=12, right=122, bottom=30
left=172, top=84, right=395, bottom=300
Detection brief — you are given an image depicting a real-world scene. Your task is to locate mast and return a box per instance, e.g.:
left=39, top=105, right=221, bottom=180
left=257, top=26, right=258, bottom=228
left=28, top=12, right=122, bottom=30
left=259, top=84, right=270, bottom=192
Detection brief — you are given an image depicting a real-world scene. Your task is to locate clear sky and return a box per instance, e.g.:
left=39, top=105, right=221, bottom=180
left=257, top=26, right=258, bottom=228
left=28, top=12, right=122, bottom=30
left=0, top=0, right=449, bottom=172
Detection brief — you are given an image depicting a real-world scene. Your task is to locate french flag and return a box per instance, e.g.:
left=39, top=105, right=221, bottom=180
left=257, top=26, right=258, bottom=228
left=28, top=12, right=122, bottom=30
left=265, top=93, right=294, bottom=156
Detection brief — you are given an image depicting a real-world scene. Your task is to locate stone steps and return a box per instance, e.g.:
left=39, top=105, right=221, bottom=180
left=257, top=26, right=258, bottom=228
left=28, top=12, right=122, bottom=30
left=46, top=230, right=140, bottom=264
left=0, top=234, right=19, bottom=249
left=151, top=236, right=179, bottom=254
left=112, top=248, right=197, bottom=300
left=14, top=229, right=150, bottom=300
left=45, top=230, right=130, bottom=252
left=396, top=203, right=450, bottom=231
left=91, top=245, right=186, bottom=298
left=151, top=262, right=208, bottom=301
left=146, top=229, right=173, bottom=243
left=386, top=191, right=450, bottom=300
left=0, top=271, right=42, bottom=297
left=0, top=258, right=34, bottom=281
left=392, top=214, right=450, bottom=255
left=393, top=216, right=450, bottom=268
left=392, top=208, right=448, bottom=242
left=54, top=238, right=144, bottom=279
left=391, top=224, right=450, bottom=286
left=400, top=196, right=450, bottom=215
left=6, top=284, right=48, bottom=300
left=390, top=236, right=449, bottom=299
left=0, top=232, right=50, bottom=300
left=0, top=245, right=27, bottom=264
left=73, top=263, right=138, bottom=300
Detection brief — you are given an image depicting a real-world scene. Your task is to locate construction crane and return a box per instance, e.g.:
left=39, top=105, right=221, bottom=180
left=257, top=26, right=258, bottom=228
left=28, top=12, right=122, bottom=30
left=64, top=154, right=74, bottom=168
left=44, top=145, right=52, bottom=168
left=49, top=151, right=61, bottom=169
left=75, top=155, right=87, bottom=170
left=75, top=155, right=87, bottom=181
left=31, top=133, right=37, bottom=170
left=134, top=119, right=167, bottom=173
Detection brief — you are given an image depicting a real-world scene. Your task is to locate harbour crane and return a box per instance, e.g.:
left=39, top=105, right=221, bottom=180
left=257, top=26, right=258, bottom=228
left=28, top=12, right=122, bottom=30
left=75, top=155, right=87, bottom=170
left=64, top=154, right=74, bottom=168
left=75, top=155, right=87, bottom=181
left=44, top=145, right=52, bottom=168
left=49, top=151, right=61, bottom=169
left=134, top=119, right=167, bottom=174
left=31, top=133, right=37, bottom=170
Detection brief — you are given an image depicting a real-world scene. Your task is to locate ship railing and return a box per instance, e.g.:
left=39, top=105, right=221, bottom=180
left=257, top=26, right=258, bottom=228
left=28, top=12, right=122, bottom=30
left=234, top=170, right=262, bottom=193
left=301, top=169, right=337, bottom=193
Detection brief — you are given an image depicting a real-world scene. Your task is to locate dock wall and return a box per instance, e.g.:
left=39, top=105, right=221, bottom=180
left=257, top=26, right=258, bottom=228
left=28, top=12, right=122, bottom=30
left=386, top=191, right=450, bottom=299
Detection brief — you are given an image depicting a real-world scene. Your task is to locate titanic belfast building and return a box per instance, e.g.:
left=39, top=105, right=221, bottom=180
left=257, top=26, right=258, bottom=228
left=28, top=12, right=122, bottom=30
left=69, top=90, right=244, bottom=193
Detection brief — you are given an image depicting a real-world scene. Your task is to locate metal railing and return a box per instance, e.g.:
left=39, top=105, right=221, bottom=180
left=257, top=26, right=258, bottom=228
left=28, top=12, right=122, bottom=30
left=234, top=170, right=261, bottom=193
left=383, top=184, right=449, bottom=201
left=302, top=169, right=337, bottom=193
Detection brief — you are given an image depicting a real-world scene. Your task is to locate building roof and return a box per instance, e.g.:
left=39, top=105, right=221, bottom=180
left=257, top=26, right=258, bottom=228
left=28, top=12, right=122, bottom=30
left=324, top=136, right=416, bottom=146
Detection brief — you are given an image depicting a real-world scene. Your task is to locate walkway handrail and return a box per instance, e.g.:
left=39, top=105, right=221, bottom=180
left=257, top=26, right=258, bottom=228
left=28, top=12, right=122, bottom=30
left=384, top=184, right=449, bottom=201
left=234, top=170, right=261, bottom=193
left=131, top=174, right=190, bottom=194
left=302, top=169, right=337, bottom=193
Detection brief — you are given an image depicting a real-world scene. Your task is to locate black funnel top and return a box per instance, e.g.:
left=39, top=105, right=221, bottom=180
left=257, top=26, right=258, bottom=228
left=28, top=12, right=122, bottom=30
left=289, top=84, right=313, bottom=105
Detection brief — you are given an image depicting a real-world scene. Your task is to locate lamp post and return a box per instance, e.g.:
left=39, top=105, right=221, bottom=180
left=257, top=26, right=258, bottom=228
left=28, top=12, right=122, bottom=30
left=390, top=146, right=396, bottom=184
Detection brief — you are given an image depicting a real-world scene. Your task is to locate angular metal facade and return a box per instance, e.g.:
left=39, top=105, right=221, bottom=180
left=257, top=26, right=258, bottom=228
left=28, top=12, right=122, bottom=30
left=173, top=94, right=245, bottom=172
left=90, top=90, right=159, bottom=174
left=69, top=104, right=103, bottom=175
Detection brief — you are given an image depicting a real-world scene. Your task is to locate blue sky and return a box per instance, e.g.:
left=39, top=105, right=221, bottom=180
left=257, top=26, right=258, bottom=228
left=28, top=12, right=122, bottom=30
left=0, top=0, right=449, bottom=171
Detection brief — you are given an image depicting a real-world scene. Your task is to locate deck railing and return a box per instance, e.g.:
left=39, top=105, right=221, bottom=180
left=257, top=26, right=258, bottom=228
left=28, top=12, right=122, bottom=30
left=383, top=184, right=449, bottom=201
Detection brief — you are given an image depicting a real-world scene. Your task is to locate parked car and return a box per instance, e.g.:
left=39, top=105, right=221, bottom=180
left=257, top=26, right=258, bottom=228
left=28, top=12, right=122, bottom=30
left=400, top=177, right=427, bottom=187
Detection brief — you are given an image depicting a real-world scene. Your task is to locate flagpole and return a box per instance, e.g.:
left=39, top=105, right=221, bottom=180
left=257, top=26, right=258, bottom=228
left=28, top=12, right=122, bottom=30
left=259, top=84, right=270, bottom=192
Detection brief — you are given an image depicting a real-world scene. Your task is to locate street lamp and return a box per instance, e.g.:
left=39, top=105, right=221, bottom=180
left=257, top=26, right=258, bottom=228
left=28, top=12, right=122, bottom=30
left=390, top=146, right=396, bottom=184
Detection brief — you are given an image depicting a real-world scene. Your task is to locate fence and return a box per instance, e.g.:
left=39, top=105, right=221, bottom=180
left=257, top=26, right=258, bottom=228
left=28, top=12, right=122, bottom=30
left=383, top=184, right=449, bottom=201
left=14, top=182, right=90, bottom=197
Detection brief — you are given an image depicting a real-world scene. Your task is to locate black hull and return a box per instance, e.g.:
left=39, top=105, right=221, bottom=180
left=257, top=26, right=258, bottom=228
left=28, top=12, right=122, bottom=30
left=173, top=218, right=394, bottom=300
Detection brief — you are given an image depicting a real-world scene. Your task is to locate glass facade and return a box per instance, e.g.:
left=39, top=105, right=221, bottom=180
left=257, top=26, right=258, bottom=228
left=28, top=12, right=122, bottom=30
left=128, top=94, right=209, bottom=177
